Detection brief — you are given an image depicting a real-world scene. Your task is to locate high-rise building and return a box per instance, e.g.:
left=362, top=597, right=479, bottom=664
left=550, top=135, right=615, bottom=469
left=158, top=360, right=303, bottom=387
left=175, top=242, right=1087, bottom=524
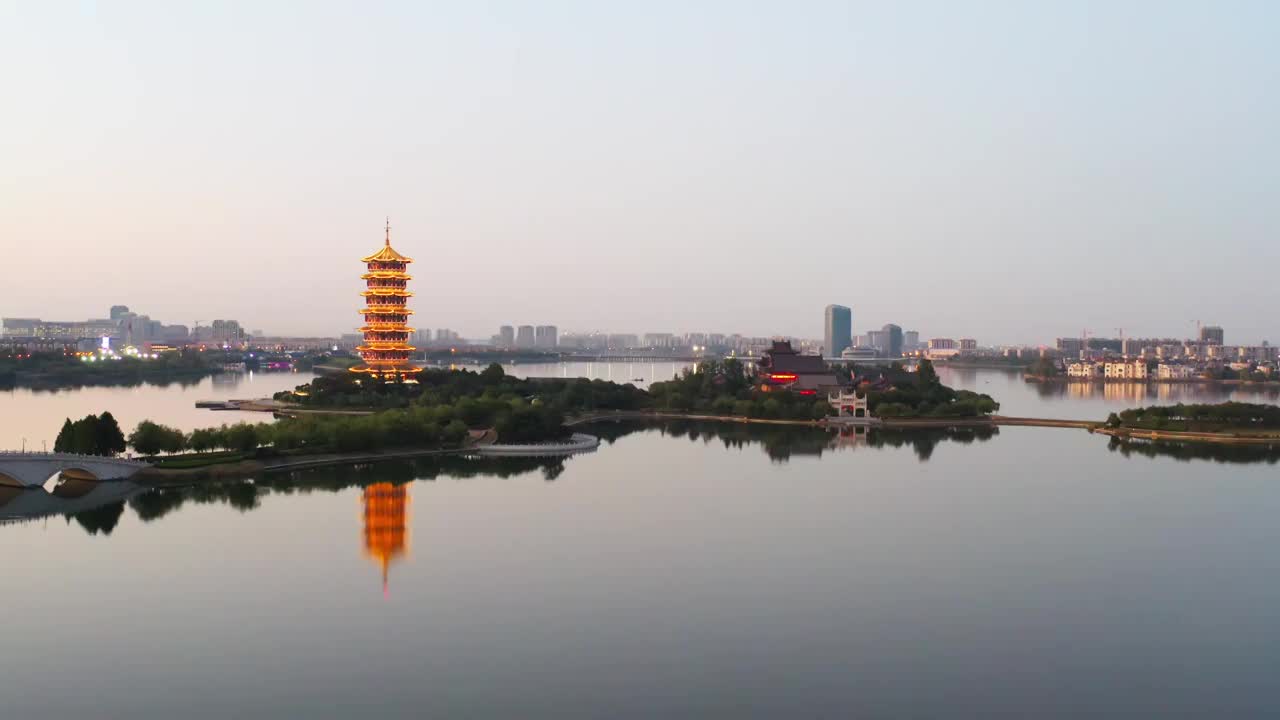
left=1056, top=337, right=1085, bottom=357
left=499, top=325, right=515, bottom=348
left=109, top=305, right=131, bottom=322
left=516, top=325, right=535, bottom=348
left=535, top=325, right=558, bottom=349
left=644, top=332, right=677, bottom=348
left=1200, top=325, right=1224, bottom=345
left=882, top=324, right=903, bottom=358
left=904, top=330, right=920, bottom=351
left=351, top=220, right=421, bottom=378
left=211, top=319, right=245, bottom=344
left=867, top=330, right=887, bottom=354
left=824, top=305, right=852, bottom=358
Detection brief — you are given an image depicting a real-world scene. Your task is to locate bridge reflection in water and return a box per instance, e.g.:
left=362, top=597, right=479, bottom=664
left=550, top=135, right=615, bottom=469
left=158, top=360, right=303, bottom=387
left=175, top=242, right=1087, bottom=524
left=362, top=483, right=410, bottom=596
left=0, top=474, right=141, bottom=531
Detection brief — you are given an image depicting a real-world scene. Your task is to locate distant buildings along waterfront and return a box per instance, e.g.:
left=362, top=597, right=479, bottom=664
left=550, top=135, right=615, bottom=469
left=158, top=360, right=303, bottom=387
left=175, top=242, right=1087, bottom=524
left=1, top=308, right=244, bottom=352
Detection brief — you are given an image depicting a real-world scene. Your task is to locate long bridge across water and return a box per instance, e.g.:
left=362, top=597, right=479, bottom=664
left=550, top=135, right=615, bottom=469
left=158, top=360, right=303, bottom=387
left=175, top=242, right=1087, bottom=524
left=0, top=452, right=149, bottom=489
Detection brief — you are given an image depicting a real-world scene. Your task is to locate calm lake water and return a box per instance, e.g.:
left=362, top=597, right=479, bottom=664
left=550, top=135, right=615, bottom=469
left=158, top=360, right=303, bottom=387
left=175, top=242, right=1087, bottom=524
left=3, top=365, right=1280, bottom=717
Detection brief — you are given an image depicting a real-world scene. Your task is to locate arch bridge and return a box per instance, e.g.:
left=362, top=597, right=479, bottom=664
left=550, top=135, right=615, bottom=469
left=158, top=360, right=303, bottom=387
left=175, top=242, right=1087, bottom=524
left=0, top=452, right=149, bottom=489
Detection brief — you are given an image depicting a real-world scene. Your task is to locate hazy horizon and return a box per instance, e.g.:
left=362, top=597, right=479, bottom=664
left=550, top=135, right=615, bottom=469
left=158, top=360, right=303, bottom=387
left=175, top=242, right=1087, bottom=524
left=3, top=2, right=1276, bottom=345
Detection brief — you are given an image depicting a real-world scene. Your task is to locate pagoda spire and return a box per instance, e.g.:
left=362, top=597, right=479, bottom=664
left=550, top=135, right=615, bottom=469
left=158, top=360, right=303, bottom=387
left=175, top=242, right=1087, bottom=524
left=385, top=216, right=391, bottom=246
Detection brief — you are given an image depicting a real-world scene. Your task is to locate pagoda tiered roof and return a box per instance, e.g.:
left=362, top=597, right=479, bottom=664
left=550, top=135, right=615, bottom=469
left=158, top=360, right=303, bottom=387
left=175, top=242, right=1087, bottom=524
left=361, top=287, right=413, bottom=293
left=362, top=243, right=413, bottom=264
left=361, top=271, right=413, bottom=280
left=351, top=219, right=422, bottom=379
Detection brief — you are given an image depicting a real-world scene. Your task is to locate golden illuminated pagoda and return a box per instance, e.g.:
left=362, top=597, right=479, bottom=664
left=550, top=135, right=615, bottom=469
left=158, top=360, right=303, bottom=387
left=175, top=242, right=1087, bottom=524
left=351, top=218, right=421, bottom=378
left=362, top=482, right=410, bottom=596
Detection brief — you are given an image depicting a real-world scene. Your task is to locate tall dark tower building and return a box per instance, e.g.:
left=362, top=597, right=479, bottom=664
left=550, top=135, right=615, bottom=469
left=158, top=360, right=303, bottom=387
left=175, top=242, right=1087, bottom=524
left=824, top=305, right=852, bottom=358
left=882, top=323, right=904, bottom=358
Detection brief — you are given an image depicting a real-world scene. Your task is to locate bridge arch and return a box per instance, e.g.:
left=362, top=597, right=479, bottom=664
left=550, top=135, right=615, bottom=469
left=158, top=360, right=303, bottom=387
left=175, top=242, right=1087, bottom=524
left=35, top=466, right=101, bottom=493
left=0, top=454, right=146, bottom=489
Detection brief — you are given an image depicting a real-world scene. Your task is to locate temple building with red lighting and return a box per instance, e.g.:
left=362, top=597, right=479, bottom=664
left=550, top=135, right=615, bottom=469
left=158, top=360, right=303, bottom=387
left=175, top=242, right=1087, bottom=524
left=352, top=220, right=421, bottom=378
left=757, top=340, right=841, bottom=394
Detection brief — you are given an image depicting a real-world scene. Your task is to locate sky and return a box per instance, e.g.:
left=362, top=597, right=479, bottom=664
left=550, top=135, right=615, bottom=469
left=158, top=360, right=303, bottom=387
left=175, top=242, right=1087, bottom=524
left=2, top=1, right=1277, bottom=345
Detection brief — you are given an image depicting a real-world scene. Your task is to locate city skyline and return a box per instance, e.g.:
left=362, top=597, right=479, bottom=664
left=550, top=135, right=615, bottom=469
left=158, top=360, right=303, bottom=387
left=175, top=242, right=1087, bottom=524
left=3, top=3, right=1277, bottom=343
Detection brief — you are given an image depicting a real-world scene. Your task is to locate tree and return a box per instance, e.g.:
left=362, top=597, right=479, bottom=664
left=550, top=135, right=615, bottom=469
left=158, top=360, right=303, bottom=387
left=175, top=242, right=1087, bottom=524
left=480, top=363, right=506, bottom=384
left=225, top=423, right=262, bottom=453
left=443, top=419, right=469, bottom=445
left=95, top=412, right=127, bottom=456
left=916, top=358, right=940, bottom=389
left=71, top=416, right=98, bottom=455
left=1029, top=357, right=1059, bottom=378
left=188, top=427, right=218, bottom=453
left=129, top=421, right=187, bottom=456
left=53, top=418, right=74, bottom=453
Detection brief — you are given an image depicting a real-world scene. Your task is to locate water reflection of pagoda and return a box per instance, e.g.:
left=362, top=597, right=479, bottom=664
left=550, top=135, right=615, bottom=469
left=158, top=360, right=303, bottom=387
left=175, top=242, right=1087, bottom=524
left=362, top=483, right=410, bottom=595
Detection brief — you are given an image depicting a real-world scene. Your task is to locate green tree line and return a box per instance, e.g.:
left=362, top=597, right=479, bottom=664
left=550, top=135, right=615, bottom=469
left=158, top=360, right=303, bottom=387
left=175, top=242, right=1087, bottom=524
left=1106, top=402, right=1280, bottom=431
left=52, top=413, right=127, bottom=456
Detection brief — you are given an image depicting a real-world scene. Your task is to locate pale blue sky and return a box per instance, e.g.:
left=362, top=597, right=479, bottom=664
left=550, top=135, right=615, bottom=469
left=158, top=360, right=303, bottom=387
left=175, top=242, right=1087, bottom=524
left=2, top=1, right=1276, bottom=344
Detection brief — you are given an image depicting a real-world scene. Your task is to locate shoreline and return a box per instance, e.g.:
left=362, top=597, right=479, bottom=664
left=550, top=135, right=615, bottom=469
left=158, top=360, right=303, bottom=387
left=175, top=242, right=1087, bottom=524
left=1025, top=375, right=1280, bottom=387
left=572, top=410, right=1279, bottom=446
left=1096, top=427, right=1280, bottom=446
left=135, top=446, right=466, bottom=485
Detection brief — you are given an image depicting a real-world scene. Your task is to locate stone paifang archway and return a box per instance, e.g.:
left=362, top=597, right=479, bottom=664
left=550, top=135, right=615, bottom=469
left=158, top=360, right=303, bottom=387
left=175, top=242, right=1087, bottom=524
left=0, top=454, right=148, bottom=489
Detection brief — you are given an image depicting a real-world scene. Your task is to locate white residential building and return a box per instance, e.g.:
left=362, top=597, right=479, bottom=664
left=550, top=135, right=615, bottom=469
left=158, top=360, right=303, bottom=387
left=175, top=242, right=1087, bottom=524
left=1157, top=364, right=1197, bottom=380
left=1104, top=360, right=1149, bottom=380
left=1067, top=362, right=1102, bottom=378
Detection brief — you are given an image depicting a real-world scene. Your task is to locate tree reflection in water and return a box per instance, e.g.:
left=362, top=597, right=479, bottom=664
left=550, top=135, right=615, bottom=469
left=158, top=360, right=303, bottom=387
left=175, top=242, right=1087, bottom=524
left=1106, top=436, right=1280, bottom=465
left=122, top=454, right=570, bottom=528
left=30, top=420, right=1280, bottom=538
left=68, top=500, right=125, bottom=536
left=590, top=419, right=999, bottom=463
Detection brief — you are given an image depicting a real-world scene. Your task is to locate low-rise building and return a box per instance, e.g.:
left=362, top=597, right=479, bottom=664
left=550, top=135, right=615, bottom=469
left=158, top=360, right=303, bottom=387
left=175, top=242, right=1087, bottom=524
left=757, top=341, right=840, bottom=394
left=1157, top=363, right=1197, bottom=380
left=1067, top=361, right=1102, bottom=378
left=1104, top=360, right=1149, bottom=380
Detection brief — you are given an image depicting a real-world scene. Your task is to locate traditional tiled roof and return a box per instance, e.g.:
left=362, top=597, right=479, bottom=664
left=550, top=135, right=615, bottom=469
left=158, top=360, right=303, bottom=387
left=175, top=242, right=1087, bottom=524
left=362, top=242, right=413, bottom=264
